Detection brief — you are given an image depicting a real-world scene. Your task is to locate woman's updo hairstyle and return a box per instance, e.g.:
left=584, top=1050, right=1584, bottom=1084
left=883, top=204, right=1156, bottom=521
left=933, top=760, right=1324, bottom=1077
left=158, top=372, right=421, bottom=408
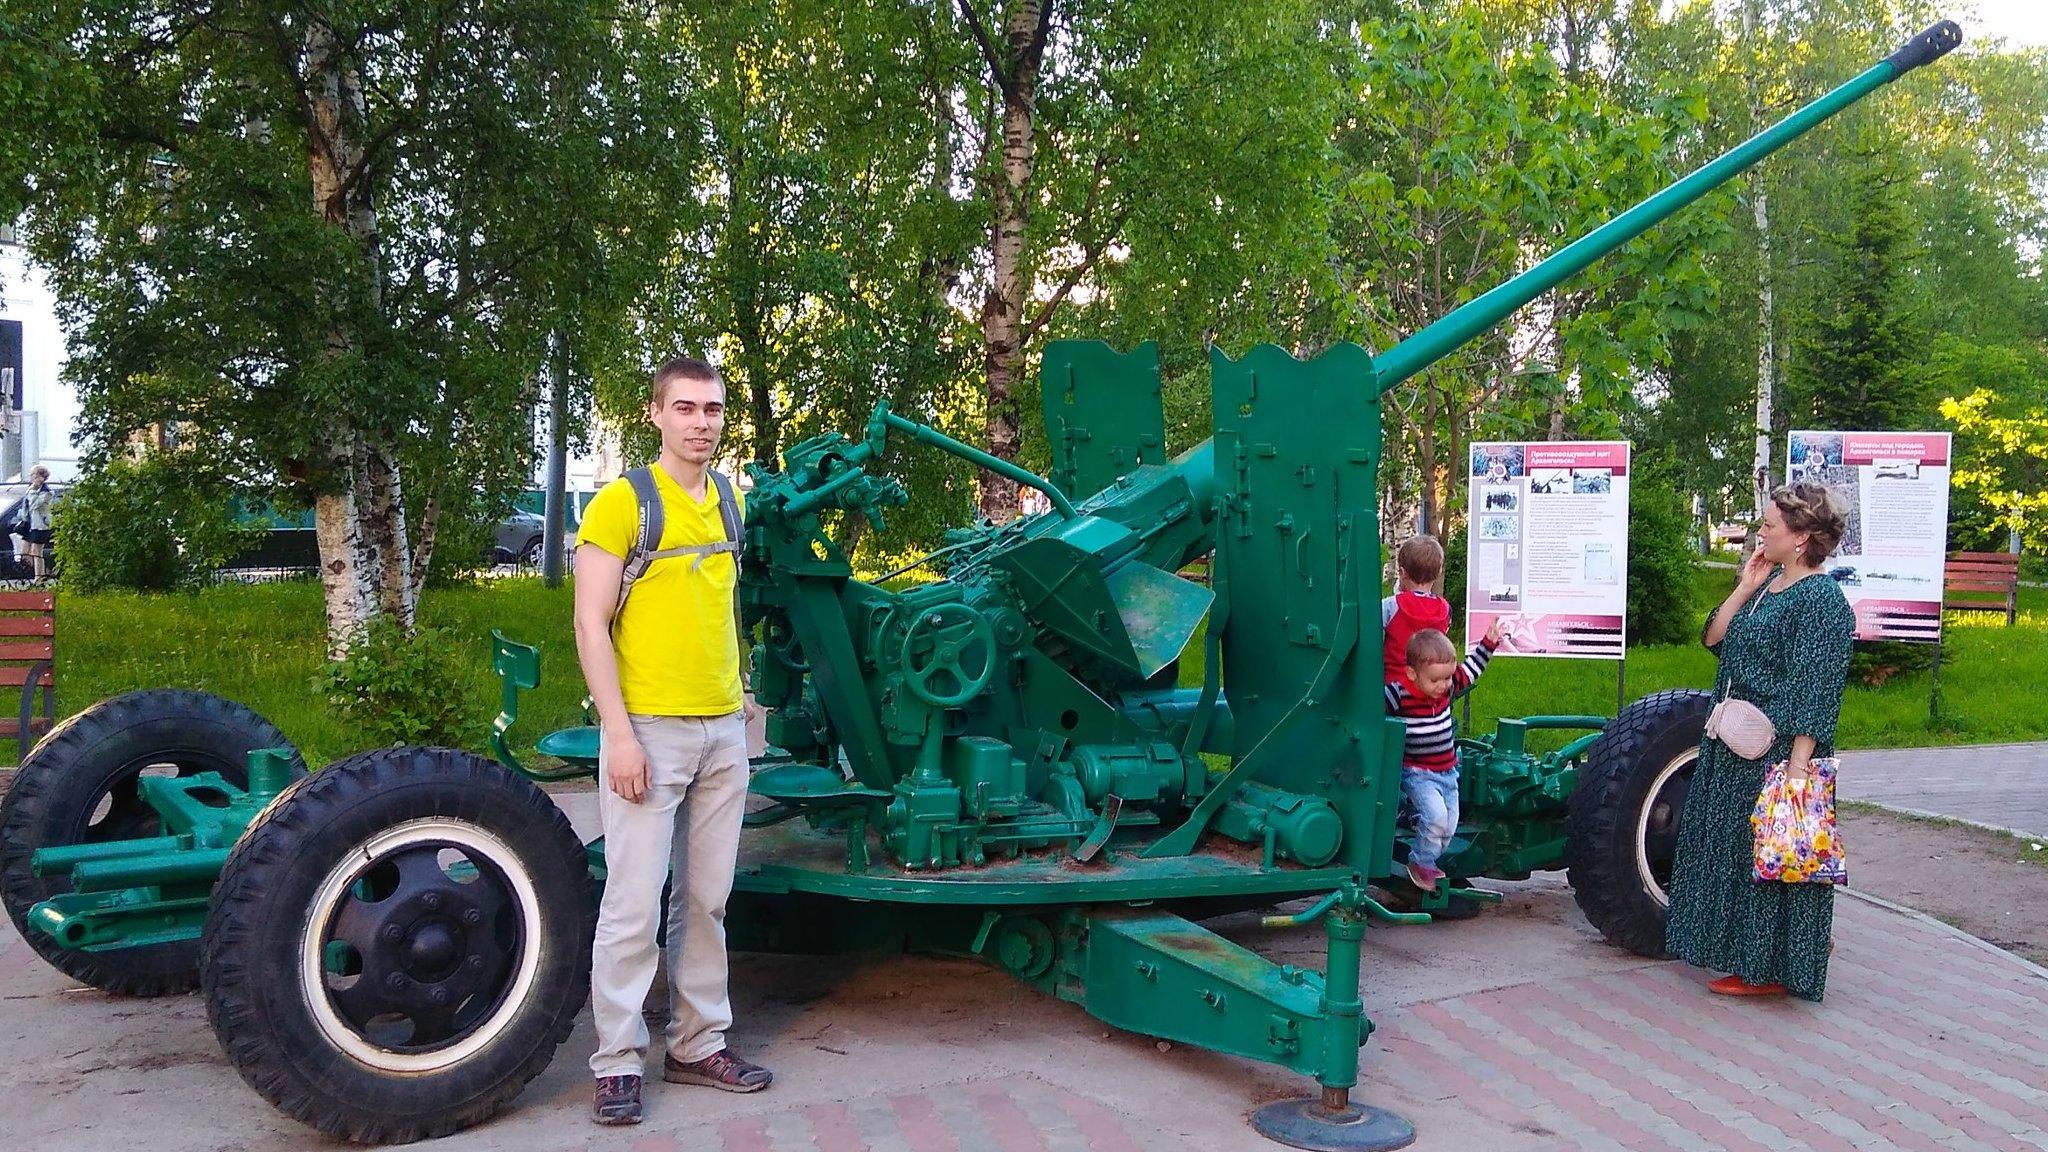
left=1771, top=482, right=1847, bottom=567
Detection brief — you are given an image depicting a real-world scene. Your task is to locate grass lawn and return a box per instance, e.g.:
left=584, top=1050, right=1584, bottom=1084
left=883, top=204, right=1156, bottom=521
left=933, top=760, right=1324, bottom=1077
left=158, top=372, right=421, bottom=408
left=40, top=564, right=2048, bottom=767
left=1459, top=567, right=2048, bottom=751
left=56, top=578, right=590, bottom=766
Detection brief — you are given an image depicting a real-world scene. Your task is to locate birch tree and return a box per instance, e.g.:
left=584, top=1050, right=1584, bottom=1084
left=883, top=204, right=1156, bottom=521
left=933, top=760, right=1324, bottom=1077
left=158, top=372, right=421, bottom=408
left=5, top=0, right=688, bottom=653
left=1334, top=3, right=1720, bottom=547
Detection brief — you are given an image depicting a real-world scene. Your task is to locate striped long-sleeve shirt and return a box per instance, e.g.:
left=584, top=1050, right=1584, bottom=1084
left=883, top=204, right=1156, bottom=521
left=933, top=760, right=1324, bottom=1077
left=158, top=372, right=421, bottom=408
left=1384, top=642, right=1496, bottom=772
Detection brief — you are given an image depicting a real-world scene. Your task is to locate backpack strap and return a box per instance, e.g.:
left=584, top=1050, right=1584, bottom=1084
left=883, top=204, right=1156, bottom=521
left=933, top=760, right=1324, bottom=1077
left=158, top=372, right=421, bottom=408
left=708, top=469, right=750, bottom=689
left=611, top=467, right=745, bottom=627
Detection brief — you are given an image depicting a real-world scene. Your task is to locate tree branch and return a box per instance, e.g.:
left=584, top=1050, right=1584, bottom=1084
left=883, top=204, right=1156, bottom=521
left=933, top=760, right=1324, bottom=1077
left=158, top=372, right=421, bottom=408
left=954, top=0, right=1012, bottom=100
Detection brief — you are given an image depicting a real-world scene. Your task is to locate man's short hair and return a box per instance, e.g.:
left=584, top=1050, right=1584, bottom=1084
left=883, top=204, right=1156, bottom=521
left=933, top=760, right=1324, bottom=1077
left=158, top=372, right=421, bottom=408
left=1405, top=628, right=1458, bottom=669
left=651, top=356, right=722, bottom=407
left=1397, top=535, right=1444, bottom=584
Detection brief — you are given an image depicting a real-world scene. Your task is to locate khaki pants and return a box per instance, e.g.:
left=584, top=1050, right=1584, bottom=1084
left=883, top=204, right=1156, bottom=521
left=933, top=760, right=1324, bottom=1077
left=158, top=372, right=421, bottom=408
left=589, top=712, right=749, bottom=1078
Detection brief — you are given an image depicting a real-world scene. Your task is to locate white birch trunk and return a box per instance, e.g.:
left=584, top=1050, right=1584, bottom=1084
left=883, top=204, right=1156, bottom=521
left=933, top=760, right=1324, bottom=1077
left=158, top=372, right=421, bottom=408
left=305, top=22, right=408, bottom=655
left=976, top=0, right=1047, bottom=522
left=1743, top=0, right=1775, bottom=564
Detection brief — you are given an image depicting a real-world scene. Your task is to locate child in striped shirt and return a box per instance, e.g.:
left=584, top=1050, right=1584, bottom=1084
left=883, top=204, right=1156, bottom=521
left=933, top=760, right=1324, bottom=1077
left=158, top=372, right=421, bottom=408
left=1385, top=623, right=1501, bottom=890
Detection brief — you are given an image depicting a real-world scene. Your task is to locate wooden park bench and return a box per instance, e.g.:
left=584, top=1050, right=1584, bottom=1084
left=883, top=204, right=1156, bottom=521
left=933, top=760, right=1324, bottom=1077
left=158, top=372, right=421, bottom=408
left=0, top=589, right=56, bottom=761
left=1944, top=551, right=2020, bottom=626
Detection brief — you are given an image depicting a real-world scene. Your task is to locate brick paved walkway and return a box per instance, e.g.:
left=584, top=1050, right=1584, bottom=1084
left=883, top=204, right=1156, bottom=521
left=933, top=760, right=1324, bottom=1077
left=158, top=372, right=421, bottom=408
left=1367, top=894, right=2048, bottom=1152
left=1839, top=742, right=2048, bottom=839
left=5, top=875, right=2044, bottom=1151
left=534, top=894, right=2047, bottom=1152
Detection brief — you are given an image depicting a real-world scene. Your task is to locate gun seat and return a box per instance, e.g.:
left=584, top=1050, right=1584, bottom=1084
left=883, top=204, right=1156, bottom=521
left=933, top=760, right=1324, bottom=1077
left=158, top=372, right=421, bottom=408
left=489, top=630, right=599, bottom=780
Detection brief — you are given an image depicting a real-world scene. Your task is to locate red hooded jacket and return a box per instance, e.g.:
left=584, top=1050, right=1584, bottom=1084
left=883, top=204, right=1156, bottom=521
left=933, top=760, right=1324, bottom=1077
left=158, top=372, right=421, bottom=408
left=1382, top=589, right=1452, bottom=682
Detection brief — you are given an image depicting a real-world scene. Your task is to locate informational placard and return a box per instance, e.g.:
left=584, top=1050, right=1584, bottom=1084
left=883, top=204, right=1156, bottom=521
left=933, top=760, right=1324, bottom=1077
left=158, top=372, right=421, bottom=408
left=1787, top=430, right=1952, bottom=642
left=1465, top=441, right=1631, bottom=659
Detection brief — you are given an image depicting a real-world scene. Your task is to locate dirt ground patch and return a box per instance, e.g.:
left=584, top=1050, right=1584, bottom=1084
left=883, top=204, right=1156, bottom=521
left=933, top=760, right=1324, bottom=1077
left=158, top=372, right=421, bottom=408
left=1840, top=802, right=2048, bottom=965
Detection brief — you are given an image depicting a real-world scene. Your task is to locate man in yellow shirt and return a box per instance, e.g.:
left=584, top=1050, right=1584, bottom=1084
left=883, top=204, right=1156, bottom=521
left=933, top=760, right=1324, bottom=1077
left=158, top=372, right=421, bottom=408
left=573, top=356, right=768, bottom=1125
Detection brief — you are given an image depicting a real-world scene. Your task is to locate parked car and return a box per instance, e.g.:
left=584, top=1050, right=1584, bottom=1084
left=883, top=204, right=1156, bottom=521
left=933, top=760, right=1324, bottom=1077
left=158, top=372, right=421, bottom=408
left=221, top=495, right=580, bottom=573
left=493, top=510, right=545, bottom=565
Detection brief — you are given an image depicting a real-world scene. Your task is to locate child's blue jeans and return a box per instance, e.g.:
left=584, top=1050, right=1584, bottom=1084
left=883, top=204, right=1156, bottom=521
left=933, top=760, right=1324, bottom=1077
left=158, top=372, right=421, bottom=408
left=1401, top=765, right=1461, bottom=871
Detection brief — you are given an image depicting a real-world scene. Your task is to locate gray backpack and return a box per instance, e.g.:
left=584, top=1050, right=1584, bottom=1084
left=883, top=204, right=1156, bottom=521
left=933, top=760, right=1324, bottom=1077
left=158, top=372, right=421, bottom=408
left=612, top=466, right=743, bottom=625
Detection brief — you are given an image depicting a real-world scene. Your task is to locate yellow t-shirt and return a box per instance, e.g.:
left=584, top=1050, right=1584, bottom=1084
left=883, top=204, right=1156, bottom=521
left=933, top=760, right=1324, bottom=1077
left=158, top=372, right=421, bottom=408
left=576, top=467, right=746, bottom=716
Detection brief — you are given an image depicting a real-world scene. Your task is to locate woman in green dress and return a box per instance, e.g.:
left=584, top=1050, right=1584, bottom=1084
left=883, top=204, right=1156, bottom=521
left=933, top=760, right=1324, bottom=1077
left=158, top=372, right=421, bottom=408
left=1666, top=482, right=1856, bottom=1000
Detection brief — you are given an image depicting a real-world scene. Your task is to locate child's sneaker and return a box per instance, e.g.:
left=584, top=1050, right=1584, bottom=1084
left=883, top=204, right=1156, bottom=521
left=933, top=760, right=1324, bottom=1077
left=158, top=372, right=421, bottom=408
left=1406, top=862, right=1446, bottom=890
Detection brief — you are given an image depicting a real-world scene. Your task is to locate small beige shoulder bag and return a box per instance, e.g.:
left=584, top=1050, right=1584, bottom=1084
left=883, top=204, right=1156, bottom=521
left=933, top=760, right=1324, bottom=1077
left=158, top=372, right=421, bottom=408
left=1704, top=588, right=1776, bottom=760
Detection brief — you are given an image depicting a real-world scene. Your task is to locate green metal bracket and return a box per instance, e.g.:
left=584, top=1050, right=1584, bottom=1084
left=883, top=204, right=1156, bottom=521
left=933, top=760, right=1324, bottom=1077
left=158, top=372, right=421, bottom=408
left=489, top=629, right=599, bottom=782
left=28, top=748, right=300, bottom=951
left=1073, top=908, right=1336, bottom=1078
left=1042, top=340, right=1166, bottom=502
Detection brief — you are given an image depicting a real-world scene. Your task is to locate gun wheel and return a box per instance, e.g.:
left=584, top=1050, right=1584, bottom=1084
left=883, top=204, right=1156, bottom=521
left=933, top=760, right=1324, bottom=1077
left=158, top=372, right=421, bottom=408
left=1565, top=689, right=1710, bottom=957
left=202, top=746, right=593, bottom=1144
left=0, top=689, right=304, bottom=995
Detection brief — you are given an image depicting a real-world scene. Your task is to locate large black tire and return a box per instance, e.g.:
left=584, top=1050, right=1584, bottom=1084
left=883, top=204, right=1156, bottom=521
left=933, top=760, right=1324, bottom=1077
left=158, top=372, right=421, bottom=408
left=201, top=746, right=594, bottom=1144
left=0, top=689, right=305, bottom=995
left=1565, top=689, right=1711, bottom=957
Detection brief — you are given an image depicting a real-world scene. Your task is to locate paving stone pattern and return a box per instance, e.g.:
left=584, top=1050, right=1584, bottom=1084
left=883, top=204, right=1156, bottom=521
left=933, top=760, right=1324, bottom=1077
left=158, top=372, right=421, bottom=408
left=1839, top=743, right=2048, bottom=839
left=541, top=896, right=2048, bottom=1152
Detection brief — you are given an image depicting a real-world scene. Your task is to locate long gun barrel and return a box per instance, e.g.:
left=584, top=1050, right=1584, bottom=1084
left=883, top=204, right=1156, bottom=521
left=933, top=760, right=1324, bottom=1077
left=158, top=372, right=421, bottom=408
left=1367, top=20, right=1962, bottom=394
left=1166, top=20, right=1960, bottom=513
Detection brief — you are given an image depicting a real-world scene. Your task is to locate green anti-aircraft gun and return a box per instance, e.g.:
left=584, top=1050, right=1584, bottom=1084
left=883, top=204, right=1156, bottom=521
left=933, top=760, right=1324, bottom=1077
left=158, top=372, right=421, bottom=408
left=0, top=22, right=1961, bottom=1150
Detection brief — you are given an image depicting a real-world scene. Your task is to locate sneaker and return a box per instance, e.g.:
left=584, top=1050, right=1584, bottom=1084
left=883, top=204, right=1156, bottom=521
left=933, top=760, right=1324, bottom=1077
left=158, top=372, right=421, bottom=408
left=1406, top=862, right=1446, bottom=890
left=592, top=1075, right=643, bottom=1125
left=664, top=1048, right=773, bottom=1093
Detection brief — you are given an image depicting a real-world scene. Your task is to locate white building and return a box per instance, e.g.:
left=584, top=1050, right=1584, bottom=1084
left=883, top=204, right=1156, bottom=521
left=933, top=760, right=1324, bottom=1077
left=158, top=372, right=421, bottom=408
left=0, top=226, right=82, bottom=482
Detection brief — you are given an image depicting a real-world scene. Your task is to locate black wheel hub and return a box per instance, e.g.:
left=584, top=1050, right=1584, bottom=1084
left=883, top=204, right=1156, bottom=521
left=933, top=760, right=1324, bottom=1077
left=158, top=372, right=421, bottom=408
left=321, top=843, right=523, bottom=1052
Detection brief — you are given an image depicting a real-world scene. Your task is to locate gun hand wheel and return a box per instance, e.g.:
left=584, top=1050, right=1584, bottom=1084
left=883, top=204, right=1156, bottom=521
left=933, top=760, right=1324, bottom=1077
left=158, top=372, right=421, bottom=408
left=898, top=603, right=996, bottom=708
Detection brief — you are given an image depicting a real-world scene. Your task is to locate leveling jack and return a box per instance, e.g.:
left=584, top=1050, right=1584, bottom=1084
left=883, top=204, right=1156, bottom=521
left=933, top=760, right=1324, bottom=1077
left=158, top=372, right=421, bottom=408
left=1248, top=881, right=1433, bottom=1152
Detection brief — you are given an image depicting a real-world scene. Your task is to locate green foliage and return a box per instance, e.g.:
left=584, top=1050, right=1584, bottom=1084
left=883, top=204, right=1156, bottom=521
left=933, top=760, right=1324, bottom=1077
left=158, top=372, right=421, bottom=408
left=6, top=0, right=691, bottom=637
left=1332, top=2, right=1723, bottom=534
left=1441, top=529, right=1469, bottom=641
left=323, top=617, right=472, bottom=748
left=1627, top=457, right=1703, bottom=646
left=1633, top=2, right=2048, bottom=532
left=421, top=488, right=515, bottom=590
left=54, top=449, right=263, bottom=592
left=1935, top=337, right=2048, bottom=555
left=1788, top=140, right=1932, bottom=432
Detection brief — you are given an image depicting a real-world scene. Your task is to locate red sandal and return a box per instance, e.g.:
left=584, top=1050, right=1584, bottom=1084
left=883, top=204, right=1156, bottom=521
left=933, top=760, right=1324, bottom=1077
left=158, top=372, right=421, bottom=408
left=1708, top=974, right=1788, bottom=997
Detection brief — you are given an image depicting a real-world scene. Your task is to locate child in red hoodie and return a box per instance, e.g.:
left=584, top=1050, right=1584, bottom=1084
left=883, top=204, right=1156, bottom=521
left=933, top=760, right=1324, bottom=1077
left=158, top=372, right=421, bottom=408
left=1382, top=535, right=1450, bottom=682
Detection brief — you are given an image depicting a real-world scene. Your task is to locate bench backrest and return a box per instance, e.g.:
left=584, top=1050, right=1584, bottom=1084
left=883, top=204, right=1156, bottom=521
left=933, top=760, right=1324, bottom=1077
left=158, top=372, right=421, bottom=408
left=0, top=590, right=56, bottom=755
left=1944, top=551, right=2020, bottom=625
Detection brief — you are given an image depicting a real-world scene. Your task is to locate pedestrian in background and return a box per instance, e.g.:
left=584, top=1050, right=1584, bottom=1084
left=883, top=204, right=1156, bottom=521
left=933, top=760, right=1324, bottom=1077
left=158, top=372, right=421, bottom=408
left=23, top=466, right=54, bottom=582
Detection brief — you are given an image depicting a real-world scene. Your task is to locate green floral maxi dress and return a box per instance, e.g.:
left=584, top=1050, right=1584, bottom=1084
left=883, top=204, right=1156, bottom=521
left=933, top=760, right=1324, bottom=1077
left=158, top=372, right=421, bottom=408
left=1665, top=572, right=1856, bottom=1000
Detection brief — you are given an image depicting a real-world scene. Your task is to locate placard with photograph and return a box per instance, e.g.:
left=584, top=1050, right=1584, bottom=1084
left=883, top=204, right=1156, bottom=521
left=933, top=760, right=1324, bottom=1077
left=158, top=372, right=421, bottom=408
left=1787, top=430, right=1952, bottom=642
left=1465, top=441, right=1631, bottom=659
